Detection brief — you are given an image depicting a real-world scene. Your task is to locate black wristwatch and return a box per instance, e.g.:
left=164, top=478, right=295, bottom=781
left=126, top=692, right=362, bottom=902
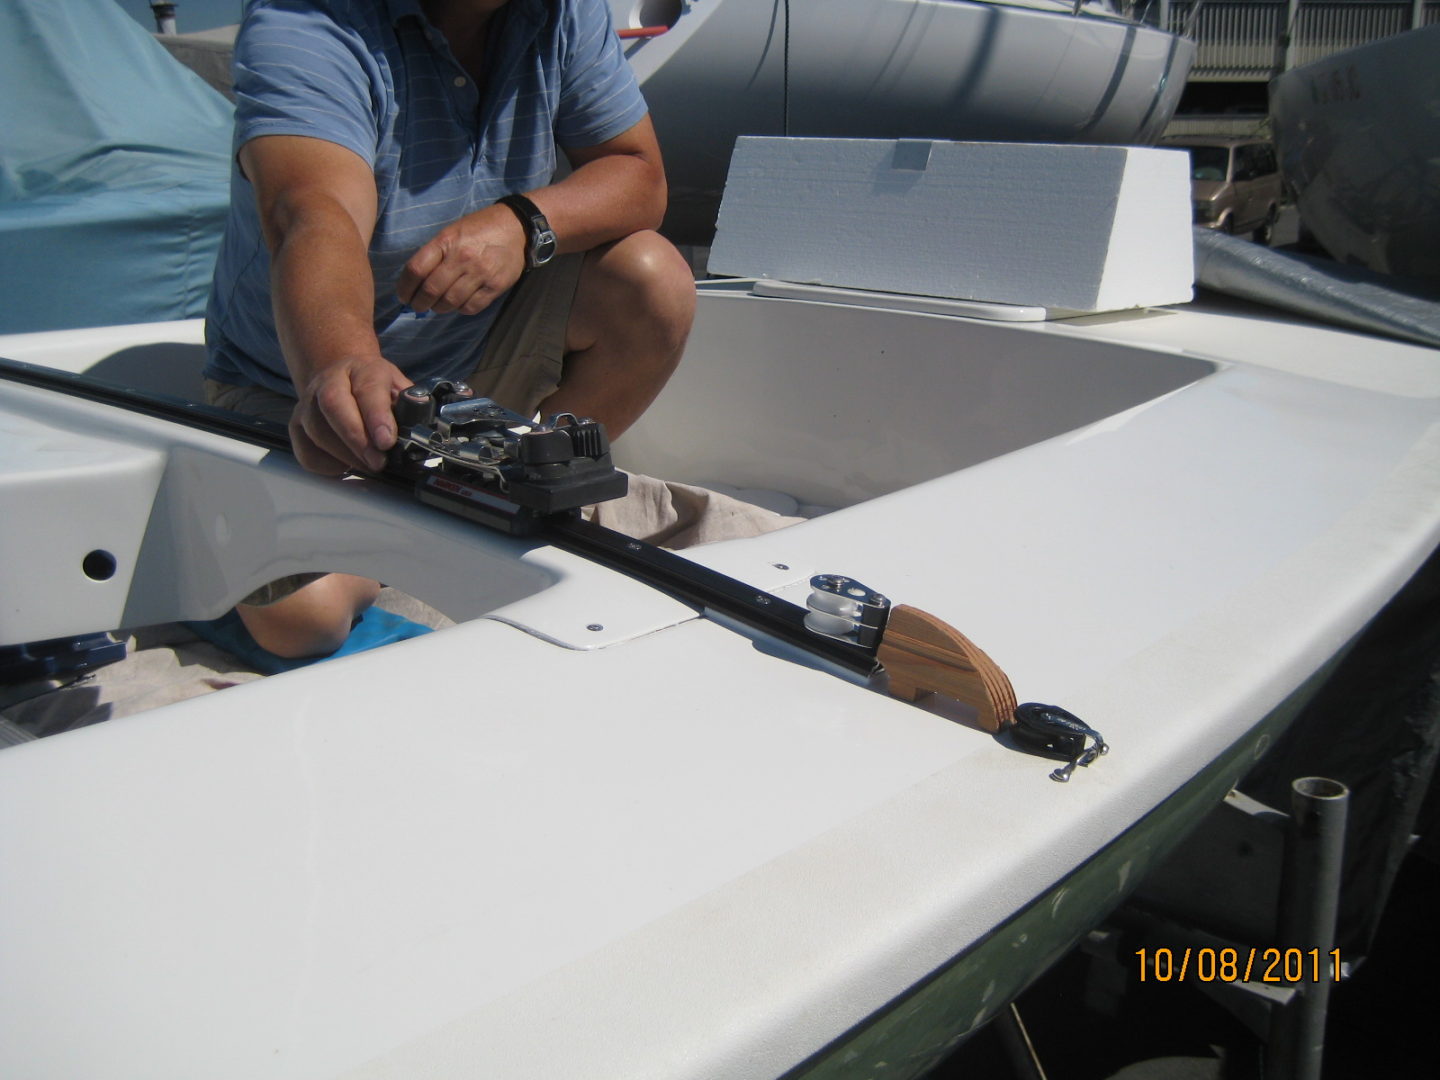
left=498, top=193, right=557, bottom=270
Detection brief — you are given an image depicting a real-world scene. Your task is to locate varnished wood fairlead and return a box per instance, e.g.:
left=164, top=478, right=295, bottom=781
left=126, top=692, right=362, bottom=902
left=876, top=605, right=1017, bottom=733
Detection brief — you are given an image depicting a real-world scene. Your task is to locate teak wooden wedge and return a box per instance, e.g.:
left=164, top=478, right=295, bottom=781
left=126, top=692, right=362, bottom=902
left=877, top=605, right=1017, bottom=733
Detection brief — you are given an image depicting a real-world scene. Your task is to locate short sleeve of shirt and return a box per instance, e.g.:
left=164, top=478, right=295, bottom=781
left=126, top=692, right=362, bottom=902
left=553, top=0, right=649, bottom=148
left=232, top=0, right=383, bottom=169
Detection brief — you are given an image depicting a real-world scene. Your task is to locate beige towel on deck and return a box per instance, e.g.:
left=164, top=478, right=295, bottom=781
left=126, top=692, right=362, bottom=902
left=588, top=472, right=805, bottom=549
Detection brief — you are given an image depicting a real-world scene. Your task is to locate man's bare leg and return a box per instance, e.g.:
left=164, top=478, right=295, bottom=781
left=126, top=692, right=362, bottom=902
left=539, top=230, right=694, bottom=437
left=237, top=573, right=381, bottom=659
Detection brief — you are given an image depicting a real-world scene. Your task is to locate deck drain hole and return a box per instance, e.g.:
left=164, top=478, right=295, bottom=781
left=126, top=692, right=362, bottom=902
left=83, top=550, right=117, bottom=581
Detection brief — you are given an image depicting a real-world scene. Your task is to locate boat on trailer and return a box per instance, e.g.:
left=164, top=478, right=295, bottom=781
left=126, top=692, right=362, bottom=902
left=2, top=140, right=1439, bottom=1079
left=617, top=0, right=1195, bottom=239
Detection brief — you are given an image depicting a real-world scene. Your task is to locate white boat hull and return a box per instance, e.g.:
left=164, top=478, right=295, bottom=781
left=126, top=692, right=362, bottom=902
left=2, top=283, right=1439, bottom=1078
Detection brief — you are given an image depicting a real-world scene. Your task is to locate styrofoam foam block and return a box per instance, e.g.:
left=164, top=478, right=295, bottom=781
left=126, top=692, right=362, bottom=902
left=708, top=138, right=1195, bottom=313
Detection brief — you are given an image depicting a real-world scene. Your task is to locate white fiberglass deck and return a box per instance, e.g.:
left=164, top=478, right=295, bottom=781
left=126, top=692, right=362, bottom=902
left=1, top=289, right=1438, bottom=1079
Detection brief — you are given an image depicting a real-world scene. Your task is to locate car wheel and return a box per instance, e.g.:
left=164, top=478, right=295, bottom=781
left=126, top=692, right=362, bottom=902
left=1254, top=206, right=1278, bottom=246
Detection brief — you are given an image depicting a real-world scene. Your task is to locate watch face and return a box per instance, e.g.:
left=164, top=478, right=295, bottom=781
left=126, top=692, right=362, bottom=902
left=532, top=226, right=558, bottom=267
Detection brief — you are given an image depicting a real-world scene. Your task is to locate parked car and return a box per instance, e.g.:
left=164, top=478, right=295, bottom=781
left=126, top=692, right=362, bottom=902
left=1161, top=136, right=1284, bottom=244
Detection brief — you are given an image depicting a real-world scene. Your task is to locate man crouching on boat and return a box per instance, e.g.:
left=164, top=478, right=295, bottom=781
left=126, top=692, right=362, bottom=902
left=202, top=0, right=695, bottom=658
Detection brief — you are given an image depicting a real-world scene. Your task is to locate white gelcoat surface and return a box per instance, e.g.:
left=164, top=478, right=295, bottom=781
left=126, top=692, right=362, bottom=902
left=0, top=404, right=165, bottom=640
left=0, top=616, right=978, bottom=1080
left=2, top=286, right=1439, bottom=1078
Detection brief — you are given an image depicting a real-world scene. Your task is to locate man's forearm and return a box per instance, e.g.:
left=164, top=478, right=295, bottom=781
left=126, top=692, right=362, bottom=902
left=267, top=201, right=384, bottom=388
left=531, top=148, right=666, bottom=254
left=238, top=135, right=398, bottom=473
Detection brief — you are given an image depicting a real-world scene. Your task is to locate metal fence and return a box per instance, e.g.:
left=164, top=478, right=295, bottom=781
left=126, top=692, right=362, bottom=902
left=1157, top=1, right=1440, bottom=79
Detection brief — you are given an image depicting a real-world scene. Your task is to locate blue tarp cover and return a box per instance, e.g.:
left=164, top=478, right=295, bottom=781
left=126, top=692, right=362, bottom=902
left=0, top=0, right=233, bottom=332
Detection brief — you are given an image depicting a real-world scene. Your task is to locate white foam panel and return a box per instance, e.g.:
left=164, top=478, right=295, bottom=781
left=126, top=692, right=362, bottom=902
left=709, top=137, right=1195, bottom=314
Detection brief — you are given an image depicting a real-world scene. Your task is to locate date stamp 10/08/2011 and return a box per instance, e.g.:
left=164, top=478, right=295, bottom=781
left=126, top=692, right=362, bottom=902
left=1135, top=947, right=1344, bottom=984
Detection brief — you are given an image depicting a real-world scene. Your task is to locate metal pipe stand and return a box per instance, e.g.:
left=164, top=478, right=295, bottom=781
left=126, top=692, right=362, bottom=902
left=1267, top=776, right=1350, bottom=1080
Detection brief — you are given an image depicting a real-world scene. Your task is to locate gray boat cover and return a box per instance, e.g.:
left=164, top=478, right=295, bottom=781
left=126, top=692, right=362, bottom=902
left=0, top=0, right=232, bottom=333
left=1193, top=226, right=1440, bottom=349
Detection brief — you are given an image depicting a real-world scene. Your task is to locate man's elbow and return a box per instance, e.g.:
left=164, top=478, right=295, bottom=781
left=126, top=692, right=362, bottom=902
left=641, top=185, right=667, bottom=232
left=639, top=166, right=667, bottom=232
left=261, top=190, right=365, bottom=257
left=622, top=145, right=667, bottom=231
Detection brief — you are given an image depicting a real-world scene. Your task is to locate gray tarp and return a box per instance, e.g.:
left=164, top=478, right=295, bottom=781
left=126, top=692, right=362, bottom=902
left=1193, top=226, right=1440, bottom=349
left=0, top=0, right=233, bottom=332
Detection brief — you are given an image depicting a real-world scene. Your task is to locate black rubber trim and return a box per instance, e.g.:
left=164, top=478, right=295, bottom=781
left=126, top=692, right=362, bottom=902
left=0, top=356, right=291, bottom=452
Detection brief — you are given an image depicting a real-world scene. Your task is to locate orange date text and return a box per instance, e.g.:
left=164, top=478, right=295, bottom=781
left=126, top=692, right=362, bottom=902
left=1134, top=947, right=1343, bottom=984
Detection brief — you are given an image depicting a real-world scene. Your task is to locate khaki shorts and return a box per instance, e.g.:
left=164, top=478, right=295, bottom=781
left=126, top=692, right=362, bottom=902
left=207, top=253, right=584, bottom=605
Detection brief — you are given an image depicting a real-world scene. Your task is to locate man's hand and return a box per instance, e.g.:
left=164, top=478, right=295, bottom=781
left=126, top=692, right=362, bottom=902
left=290, top=355, right=411, bottom=475
left=397, top=204, right=529, bottom=315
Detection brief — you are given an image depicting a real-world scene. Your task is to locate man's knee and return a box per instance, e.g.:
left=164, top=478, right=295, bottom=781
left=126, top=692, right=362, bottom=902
left=575, top=231, right=695, bottom=351
left=236, top=573, right=380, bottom=660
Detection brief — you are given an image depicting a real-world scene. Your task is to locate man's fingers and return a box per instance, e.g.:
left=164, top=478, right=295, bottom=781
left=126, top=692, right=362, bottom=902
left=312, top=378, right=376, bottom=463
left=457, top=280, right=503, bottom=315
left=426, top=273, right=475, bottom=315
left=419, top=272, right=503, bottom=316
left=289, top=419, right=352, bottom=477
left=300, top=407, right=369, bottom=473
left=405, top=263, right=463, bottom=313
left=304, top=383, right=383, bottom=473
left=353, top=371, right=398, bottom=455
left=397, top=218, right=523, bottom=314
left=290, top=359, right=409, bottom=477
left=397, top=241, right=443, bottom=306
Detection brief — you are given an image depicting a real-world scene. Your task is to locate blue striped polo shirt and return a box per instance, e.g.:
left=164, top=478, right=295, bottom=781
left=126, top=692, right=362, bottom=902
left=204, top=0, right=648, bottom=394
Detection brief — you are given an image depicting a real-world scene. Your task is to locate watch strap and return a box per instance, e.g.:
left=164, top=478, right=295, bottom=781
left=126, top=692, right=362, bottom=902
left=498, top=193, right=556, bottom=269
